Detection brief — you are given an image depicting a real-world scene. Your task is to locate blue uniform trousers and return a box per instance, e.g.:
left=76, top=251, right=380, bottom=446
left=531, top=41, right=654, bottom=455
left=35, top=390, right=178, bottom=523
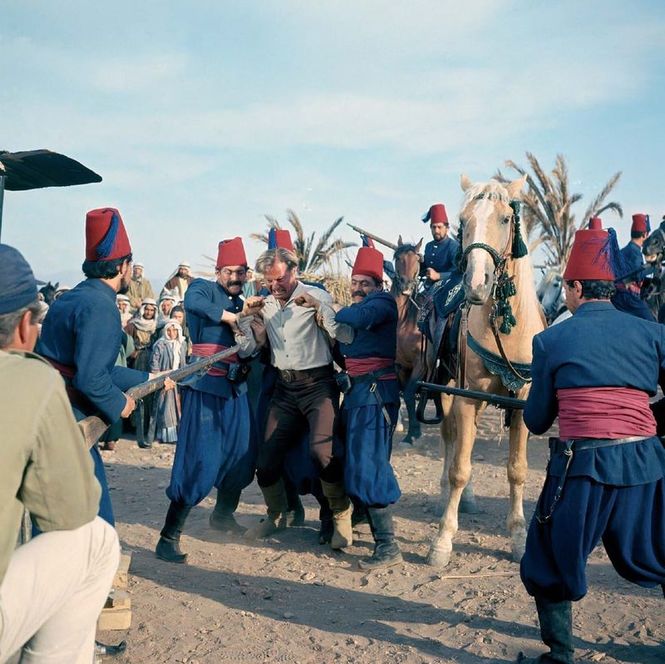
left=166, top=387, right=255, bottom=506
left=521, top=475, right=665, bottom=602
left=71, top=406, right=115, bottom=526
left=340, top=402, right=401, bottom=507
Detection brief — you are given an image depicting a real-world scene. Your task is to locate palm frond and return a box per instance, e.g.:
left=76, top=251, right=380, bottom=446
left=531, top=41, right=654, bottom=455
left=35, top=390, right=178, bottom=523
left=580, top=172, right=622, bottom=223
left=286, top=209, right=305, bottom=244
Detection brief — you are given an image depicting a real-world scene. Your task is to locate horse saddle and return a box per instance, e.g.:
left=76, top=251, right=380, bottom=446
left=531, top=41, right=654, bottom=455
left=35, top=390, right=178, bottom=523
left=417, top=270, right=464, bottom=341
left=420, top=271, right=465, bottom=388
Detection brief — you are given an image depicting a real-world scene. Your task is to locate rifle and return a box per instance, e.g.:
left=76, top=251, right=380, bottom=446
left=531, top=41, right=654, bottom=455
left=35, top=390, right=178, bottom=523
left=417, top=381, right=527, bottom=410
left=79, top=344, right=241, bottom=448
left=346, top=223, right=398, bottom=251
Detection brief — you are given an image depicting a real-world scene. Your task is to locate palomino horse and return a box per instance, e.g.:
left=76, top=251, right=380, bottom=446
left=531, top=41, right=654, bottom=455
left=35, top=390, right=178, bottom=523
left=392, top=237, right=424, bottom=443
left=428, top=175, right=546, bottom=568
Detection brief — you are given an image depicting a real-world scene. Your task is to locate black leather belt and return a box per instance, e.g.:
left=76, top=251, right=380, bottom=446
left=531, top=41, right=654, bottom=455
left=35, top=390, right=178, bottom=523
left=549, top=436, right=647, bottom=455
left=278, top=365, right=333, bottom=383
left=537, top=435, right=649, bottom=525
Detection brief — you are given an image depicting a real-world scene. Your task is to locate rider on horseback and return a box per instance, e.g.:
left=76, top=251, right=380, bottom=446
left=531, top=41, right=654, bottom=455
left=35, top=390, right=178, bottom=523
left=420, top=203, right=459, bottom=291
left=611, top=212, right=655, bottom=321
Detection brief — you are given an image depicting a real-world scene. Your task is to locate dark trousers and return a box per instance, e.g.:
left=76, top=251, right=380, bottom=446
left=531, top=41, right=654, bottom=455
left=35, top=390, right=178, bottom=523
left=257, top=370, right=342, bottom=487
left=521, top=475, right=665, bottom=602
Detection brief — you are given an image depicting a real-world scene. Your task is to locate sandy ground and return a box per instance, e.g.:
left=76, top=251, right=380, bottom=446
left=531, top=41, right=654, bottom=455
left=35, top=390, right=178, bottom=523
left=98, top=410, right=664, bottom=664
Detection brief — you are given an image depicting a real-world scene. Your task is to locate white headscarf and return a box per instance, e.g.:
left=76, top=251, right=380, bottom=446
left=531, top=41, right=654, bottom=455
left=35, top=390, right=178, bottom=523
left=160, top=320, right=185, bottom=369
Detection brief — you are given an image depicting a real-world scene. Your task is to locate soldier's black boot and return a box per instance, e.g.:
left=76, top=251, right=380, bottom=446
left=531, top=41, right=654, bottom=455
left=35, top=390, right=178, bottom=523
left=209, top=488, right=246, bottom=535
left=517, top=597, right=574, bottom=663
left=156, top=501, right=192, bottom=563
left=351, top=501, right=368, bottom=528
left=318, top=500, right=334, bottom=544
left=283, top=477, right=306, bottom=527
left=359, top=506, right=403, bottom=570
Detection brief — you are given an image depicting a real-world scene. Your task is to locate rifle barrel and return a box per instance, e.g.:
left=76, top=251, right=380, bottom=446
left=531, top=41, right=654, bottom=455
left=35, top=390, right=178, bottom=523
left=417, top=381, right=527, bottom=410
left=346, top=223, right=398, bottom=251
left=81, top=344, right=242, bottom=447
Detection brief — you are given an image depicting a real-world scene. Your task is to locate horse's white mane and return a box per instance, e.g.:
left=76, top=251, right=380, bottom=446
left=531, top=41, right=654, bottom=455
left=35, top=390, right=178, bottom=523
left=462, top=179, right=510, bottom=205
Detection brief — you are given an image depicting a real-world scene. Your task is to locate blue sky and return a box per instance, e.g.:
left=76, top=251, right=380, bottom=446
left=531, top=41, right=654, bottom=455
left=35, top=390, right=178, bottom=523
left=1, top=0, right=664, bottom=284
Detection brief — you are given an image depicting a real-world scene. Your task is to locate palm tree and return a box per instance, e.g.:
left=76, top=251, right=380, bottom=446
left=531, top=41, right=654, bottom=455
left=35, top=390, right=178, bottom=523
left=251, top=209, right=356, bottom=274
left=495, top=153, right=623, bottom=267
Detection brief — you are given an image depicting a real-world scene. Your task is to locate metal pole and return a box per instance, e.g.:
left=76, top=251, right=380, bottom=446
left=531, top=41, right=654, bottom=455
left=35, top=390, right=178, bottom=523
left=0, top=174, right=5, bottom=242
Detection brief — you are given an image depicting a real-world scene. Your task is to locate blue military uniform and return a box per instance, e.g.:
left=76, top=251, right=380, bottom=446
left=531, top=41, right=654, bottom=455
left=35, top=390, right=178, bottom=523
left=611, top=240, right=654, bottom=321
left=522, top=302, right=665, bottom=600
left=166, top=278, right=255, bottom=507
left=336, top=291, right=401, bottom=507
left=420, top=236, right=459, bottom=288
left=38, top=206, right=148, bottom=527
left=516, top=218, right=665, bottom=664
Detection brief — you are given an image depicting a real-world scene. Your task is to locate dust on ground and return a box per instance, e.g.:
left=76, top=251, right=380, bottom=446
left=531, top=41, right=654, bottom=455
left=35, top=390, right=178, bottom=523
left=98, top=410, right=663, bottom=664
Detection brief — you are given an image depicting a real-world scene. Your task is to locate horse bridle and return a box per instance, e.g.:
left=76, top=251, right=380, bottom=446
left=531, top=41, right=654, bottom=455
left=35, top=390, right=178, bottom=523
left=459, top=197, right=519, bottom=271
left=458, top=197, right=531, bottom=384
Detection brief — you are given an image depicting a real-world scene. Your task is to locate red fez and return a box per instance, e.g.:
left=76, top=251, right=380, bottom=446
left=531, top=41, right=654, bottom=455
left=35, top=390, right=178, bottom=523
left=631, top=213, right=650, bottom=234
left=216, top=237, right=247, bottom=268
left=85, top=208, right=132, bottom=262
left=352, top=247, right=383, bottom=282
left=422, top=203, right=449, bottom=226
left=268, top=228, right=295, bottom=251
left=563, top=218, right=614, bottom=281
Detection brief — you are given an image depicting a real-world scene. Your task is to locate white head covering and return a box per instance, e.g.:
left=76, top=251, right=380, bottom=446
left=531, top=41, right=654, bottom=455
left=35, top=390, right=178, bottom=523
left=160, top=320, right=185, bottom=369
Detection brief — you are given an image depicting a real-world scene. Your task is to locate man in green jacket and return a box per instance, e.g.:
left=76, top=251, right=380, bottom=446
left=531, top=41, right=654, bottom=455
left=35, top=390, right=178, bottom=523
left=0, top=243, right=119, bottom=663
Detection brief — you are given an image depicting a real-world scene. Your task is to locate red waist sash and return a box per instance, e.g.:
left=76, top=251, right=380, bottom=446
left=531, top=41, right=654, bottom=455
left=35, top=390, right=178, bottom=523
left=190, top=343, right=238, bottom=377
left=345, top=357, right=396, bottom=380
left=557, top=387, right=656, bottom=439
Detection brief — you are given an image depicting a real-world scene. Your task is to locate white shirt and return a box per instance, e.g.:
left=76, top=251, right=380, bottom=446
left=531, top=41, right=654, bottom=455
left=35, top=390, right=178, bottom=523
left=261, top=282, right=352, bottom=370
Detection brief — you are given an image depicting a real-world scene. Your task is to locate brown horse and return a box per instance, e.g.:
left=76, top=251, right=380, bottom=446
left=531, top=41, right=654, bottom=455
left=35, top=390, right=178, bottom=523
left=392, top=237, right=424, bottom=443
left=427, top=175, right=546, bottom=568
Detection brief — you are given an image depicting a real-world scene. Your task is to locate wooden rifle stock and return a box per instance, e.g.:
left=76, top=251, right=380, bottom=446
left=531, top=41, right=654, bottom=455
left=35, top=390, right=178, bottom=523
left=79, top=344, right=241, bottom=448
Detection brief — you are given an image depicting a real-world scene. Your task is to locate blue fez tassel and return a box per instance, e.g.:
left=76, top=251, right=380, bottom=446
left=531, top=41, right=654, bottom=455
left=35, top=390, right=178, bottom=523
left=96, top=211, right=120, bottom=260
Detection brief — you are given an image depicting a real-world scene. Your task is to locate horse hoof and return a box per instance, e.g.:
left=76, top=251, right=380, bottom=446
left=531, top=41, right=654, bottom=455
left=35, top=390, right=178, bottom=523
left=400, top=435, right=414, bottom=446
left=427, top=545, right=452, bottom=568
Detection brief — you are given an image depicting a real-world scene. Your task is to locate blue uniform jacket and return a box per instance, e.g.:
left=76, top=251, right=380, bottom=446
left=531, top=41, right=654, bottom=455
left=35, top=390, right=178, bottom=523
left=336, top=291, right=400, bottom=408
left=180, top=278, right=244, bottom=399
left=421, top=236, right=459, bottom=278
left=524, top=301, right=665, bottom=485
left=617, top=241, right=650, bottom=283
left=37, top=279, right=147, bottom=423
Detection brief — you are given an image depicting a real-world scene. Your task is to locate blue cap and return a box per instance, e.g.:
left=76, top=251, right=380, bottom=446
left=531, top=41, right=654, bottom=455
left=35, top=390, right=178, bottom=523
left=0, top=244, right=39, bottom=315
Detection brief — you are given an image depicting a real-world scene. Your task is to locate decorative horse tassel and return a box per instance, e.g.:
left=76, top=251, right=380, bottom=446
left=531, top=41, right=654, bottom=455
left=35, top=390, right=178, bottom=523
left=495, top=273, right=518, bottom=334
left=510, top=201, right=528, bottom=259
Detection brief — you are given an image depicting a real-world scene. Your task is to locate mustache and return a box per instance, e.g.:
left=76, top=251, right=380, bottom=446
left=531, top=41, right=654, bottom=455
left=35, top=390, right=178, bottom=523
left=352, top=291, right=367, bottom=299
left=228, top=281, right=243, bottom=287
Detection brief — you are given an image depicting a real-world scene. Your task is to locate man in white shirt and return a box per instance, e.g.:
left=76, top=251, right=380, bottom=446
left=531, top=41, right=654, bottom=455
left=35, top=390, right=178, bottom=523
left=244, top=247, right=354, bottom=549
